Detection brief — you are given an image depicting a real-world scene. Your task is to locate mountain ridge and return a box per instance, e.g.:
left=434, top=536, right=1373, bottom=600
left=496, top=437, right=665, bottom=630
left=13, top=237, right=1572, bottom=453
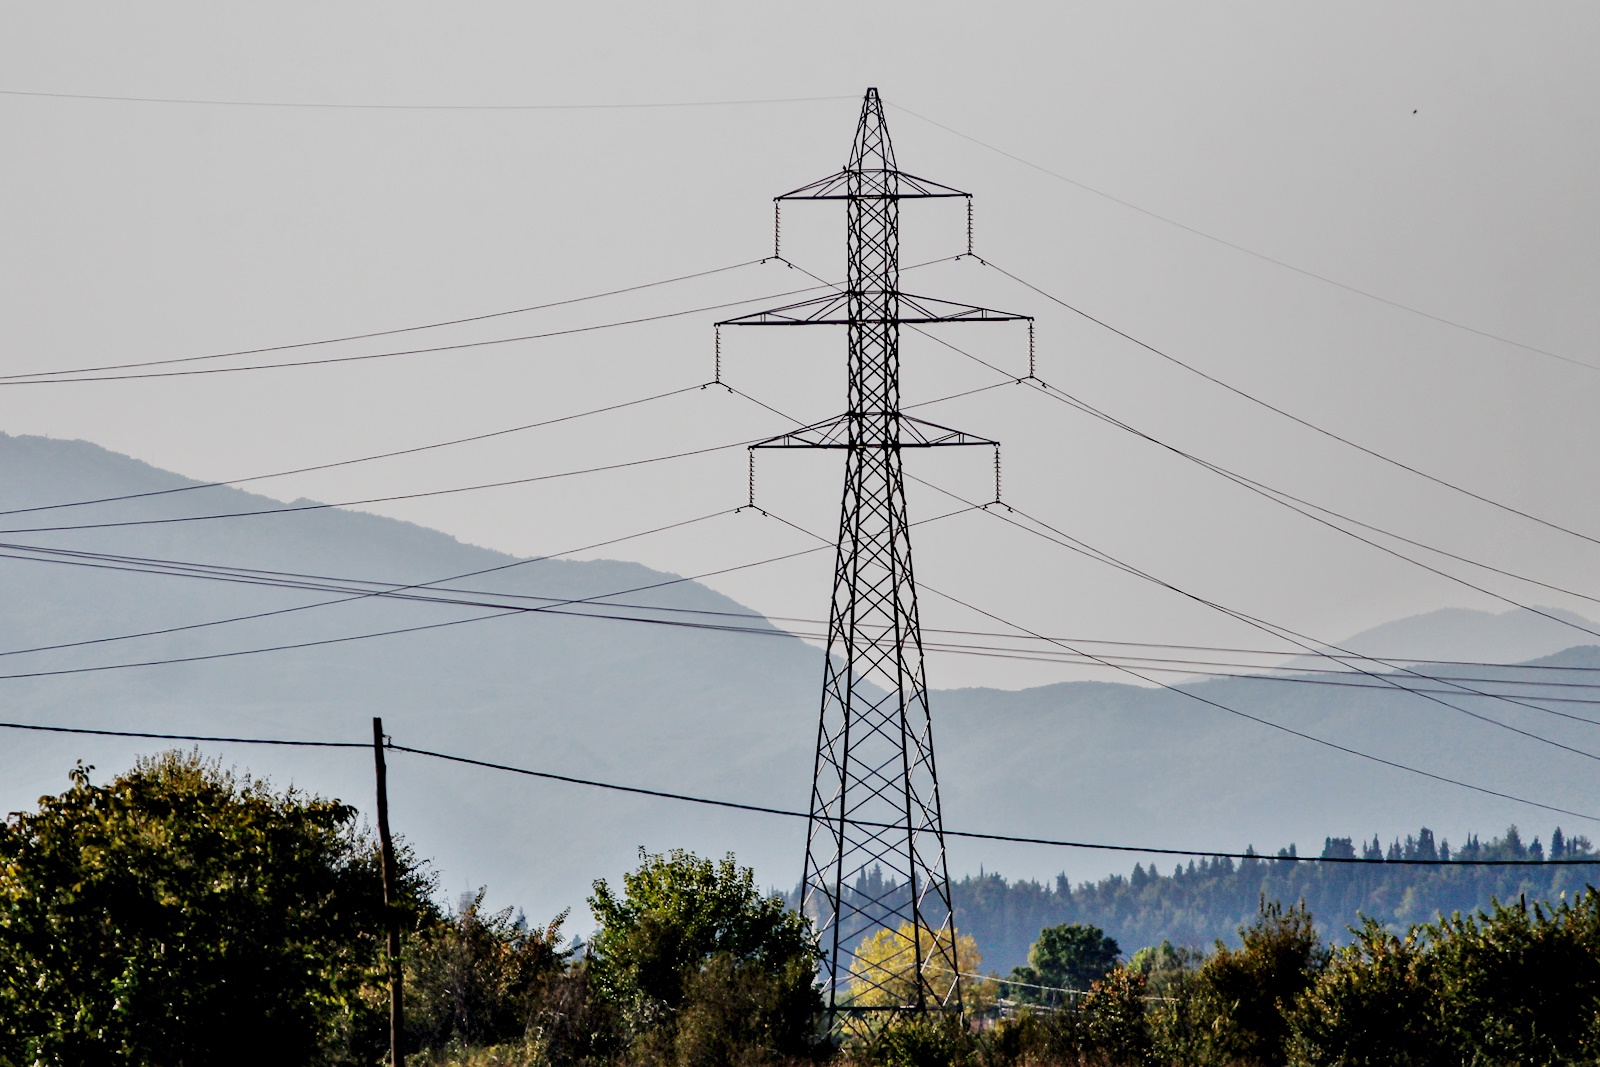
left=4, top=431, right=1598, bottom=933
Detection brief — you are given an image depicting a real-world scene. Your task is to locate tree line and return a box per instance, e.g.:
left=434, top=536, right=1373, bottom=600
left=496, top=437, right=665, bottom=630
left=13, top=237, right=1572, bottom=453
left=3, top=751, right=1599, bottom=1066
left=944, top=825, right=1596, bottom=971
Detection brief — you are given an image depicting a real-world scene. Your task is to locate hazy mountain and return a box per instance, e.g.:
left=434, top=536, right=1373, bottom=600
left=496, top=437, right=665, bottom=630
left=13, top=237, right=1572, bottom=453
left=1285, top=605, right=1600, bottom=668
left=3, top=431, right=1597, bottom=945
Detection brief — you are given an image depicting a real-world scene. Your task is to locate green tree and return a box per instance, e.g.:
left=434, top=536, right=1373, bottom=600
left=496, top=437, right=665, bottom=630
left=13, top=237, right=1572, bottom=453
left=0, top=751, right=432, bottom=1067
left=1287, top=919, right=1443, bottom=1067
left=1006, top=922, right=1120, bottom=1005
left=1189, top=898, right=1324, bottom=1067
left=1288, top=894, right=1600, bottom=1065
left=1425, top=894, right=1600, bottom=1064
left=405, top=890, right=572, bottom=1051
left=587, top=848, right=820, bottom=1062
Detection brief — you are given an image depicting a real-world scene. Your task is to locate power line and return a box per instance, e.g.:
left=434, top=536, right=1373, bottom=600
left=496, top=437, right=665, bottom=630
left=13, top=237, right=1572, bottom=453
left=922, top=564, right=1600, bottom=823
left=0, top=282, right=838, bottom=385
left=0, top=369, right=997, bottom=534
left=9, top=538, right=1600, bottom=713
left=0, top=720, right=365, bottom=747
left=741, top=481, right=1600, bottom=822
left=722, top=369, right=1600, bottom=745
left=1026, top=382, right=1600, bottom=661
left=0, top=89, right=854, bottom=111
left=0, top=716, right=1584, bottom=867
left=887, top=102, right=1598, bottom=374
left=1, top=260, right=765, bottom=382
left=10, top=519, right=1598, bottom=681
left=0, top=507, right=742, bottom=659
left=0, top=257, right=955, bottom=385
left=0, top=435, right=752, bottom=535
left=0, top=506, right=976, bottom=681
left=975, top=255, right=1600, bottom=547
left=798, top=268, right=1600, bottom=743
left=882, top=257, right=1600, bottom=622
left=1005, top=384, right=1600, bottom=739
left=974, top=497, right=1600, bottom=774
left=0, top=383, right=705, bottom=517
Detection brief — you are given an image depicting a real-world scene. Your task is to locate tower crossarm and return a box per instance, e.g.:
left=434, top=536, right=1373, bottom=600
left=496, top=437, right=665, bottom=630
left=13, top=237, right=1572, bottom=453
left=750, top=412, right=998, bottom=450
left=718, top=293, right=1031, bottom=327
left=777, top=168, right=971, bottom=201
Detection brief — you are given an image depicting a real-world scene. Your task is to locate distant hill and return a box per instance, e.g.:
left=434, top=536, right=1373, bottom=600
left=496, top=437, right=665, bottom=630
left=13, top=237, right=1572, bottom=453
left=1285, top=605, right=1600, bottom=668
left=4, top=431, right=1599, bottom=934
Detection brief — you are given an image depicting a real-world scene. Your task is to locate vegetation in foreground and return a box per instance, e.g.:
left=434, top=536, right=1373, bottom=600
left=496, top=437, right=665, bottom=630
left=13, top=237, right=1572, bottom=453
left=3, top=753, right=1600, bottom=1066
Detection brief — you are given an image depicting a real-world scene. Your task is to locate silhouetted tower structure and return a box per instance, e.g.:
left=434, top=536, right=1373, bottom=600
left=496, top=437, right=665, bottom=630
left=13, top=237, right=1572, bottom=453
left=720, top=89, right=1029, bottom=1020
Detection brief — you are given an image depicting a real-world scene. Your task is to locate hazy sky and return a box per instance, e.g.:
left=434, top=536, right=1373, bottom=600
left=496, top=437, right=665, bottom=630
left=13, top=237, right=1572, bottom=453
left=4, top=2, right=1600, bottom=696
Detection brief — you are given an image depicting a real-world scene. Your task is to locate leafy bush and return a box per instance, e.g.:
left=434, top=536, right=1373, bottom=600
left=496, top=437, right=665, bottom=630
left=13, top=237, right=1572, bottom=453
left=0, top=751, right=433, bottom=1067
left=406, top=890, right=572, bottom=1051
left=1289, top=892, right=1600, bottom=1065
left=588, top=848, right=822, bottom=1063
left=674, top=952, right=826, bottom=1067
left=1004, top=923, right=1120, bottom=1006
left=1184, top=898, right=1325, bottom=1067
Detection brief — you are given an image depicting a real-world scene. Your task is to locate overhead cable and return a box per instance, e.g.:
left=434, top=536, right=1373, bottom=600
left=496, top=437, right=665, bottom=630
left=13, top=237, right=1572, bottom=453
left=0, top=383, right=705, bottom=517
left=887, top=102, right=1596, bottom=374
left=0, top=89, right=854, bottom=111
left=0, top=258, right=954, bottom=385
left=976, top=255, right=1600, bottom=546
left=0, top=717, right=1582, bottom=866
left=0, top=435, right=751, bottom=535
left=1, top=260, right=765, bottom=381
left=719, top=382, right=1600, bottom=819
left=721, top=366, right=1600, bottom=746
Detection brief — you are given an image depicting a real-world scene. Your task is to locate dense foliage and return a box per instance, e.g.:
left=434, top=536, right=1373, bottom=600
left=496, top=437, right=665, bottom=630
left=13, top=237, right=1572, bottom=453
left=0, top=751, right=432, bottom=1067
left=950, top=823, right=1597, bottom=970
left=8, top=752, right=1600, bottom=1067
left=405, top=891, right=574, bottom=1053
left=588, top=848, right=823, bottom=1065
left=851, top=922, right=993, bottom=1014
left=833, top=892, right=1600, bottom=1067
left=1003, top=922, right=1121, bottom=1005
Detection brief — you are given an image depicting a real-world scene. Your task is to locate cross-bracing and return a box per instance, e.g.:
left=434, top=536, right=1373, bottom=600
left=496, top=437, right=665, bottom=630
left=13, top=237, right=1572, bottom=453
left=721, top=87, right=1031, bottom=1023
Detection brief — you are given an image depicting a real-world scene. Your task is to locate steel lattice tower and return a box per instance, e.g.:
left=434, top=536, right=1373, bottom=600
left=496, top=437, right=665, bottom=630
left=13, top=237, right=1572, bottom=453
left=721, top=89, right=1029, bottom=1020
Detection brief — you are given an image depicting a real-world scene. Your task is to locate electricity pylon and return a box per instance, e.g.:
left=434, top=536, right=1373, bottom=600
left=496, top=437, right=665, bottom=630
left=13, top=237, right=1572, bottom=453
left=720, top=88, right=1030, bottom=1021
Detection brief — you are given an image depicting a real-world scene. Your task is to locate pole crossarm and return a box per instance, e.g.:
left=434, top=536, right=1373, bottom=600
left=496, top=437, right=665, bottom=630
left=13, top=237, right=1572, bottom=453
left=717, top=291, right=1030, bottom=327
left=751, top=412, right=997, bottom=450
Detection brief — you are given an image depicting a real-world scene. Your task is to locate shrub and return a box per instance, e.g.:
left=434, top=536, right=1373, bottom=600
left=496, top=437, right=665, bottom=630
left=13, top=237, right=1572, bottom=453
left=0, top=751, right=432, bottom=1066
left=406, top=890, right=572, bottom=1051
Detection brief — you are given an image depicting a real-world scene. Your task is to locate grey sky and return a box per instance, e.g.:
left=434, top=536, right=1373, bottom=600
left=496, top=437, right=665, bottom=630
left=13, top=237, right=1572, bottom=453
left=3, top=2, right=1600, bottom=694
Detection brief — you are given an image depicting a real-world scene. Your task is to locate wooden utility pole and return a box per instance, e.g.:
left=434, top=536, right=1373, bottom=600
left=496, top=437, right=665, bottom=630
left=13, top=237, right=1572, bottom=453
left=373, top=716, right=405, bottom=1067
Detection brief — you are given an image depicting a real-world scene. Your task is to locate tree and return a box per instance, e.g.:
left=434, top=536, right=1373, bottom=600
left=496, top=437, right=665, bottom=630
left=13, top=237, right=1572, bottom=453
left=1290, top=893, right=1600, bottom=1065
left=1188, top=898, right=1324, bottom=1067
left=0, top=751, right=432, bottom=1067
left=1006, top=922, right=1120, bottom=1005
left=1287, top=919, right=1443, bottom=1067
left=405, top=890, right=571, bottom=1051
left=1425, top=894, right=1600, bottom=1063
left=587, top=848, right=820, bottom=1061
left=850, top=921, right=994, bottom=1013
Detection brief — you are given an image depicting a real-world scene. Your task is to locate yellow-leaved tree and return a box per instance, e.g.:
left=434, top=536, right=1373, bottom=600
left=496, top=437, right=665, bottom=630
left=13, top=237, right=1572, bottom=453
left=849, top=921, right=996, bottom=1012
